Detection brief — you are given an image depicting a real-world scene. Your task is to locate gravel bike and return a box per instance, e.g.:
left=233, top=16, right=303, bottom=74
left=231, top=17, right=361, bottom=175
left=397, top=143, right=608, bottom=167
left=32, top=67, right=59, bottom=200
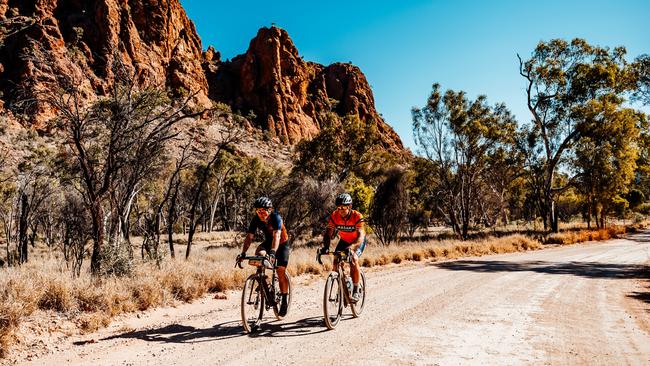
left=236, top=255, right=292, bottom=333
left=317, top=250, right=366, bottom=330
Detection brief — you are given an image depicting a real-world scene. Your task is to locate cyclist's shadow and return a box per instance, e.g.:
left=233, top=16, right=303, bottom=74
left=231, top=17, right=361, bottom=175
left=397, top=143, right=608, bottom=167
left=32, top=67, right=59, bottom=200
left=100, top=316, right=334, bottom=344
left=248, top=316, right=336, bottom=338
left=100, top=320, right=246, bottom=344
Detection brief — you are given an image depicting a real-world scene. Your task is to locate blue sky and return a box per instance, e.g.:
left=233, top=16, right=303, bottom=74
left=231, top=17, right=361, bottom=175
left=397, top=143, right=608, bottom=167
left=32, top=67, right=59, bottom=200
left=181, top=0, right=650, bottom=151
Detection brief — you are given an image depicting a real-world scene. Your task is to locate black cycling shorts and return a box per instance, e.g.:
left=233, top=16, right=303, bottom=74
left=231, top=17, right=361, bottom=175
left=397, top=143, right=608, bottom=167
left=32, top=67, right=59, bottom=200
left=334, top=237, right=367, bottom=258
left=256, top=241, right=290, bottom=267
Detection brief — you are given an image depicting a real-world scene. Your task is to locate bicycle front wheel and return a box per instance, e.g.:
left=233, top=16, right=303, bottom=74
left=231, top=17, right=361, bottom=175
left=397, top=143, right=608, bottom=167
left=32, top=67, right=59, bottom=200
left=273, top=271, right=292, bottom=320
left=323, top=272, right=342, bottom=330
left=241, top=274, right=264, bottom=333
left=351, top=270, right=366, bottom=317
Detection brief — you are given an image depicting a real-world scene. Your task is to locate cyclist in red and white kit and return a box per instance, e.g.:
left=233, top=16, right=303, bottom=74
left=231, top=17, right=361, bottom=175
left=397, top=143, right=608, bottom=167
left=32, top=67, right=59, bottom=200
left=319, top=193, right=367, bottom=303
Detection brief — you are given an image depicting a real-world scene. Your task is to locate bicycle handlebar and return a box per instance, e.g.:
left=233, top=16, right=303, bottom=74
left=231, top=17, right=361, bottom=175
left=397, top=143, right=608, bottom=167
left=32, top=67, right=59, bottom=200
left=316, top=249, right=352, bottom=265
left=235, top=255, right=275, bottom=269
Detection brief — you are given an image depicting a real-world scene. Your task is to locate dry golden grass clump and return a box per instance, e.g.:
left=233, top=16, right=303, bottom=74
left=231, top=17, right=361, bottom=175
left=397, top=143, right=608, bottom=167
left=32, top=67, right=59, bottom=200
left=0, top=267, right=43, bottom=357
left=0, top=302, right=23, bottom=358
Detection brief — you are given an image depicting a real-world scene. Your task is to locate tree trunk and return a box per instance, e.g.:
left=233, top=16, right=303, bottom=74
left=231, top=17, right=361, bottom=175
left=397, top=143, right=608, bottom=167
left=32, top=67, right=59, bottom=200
left=18, top=192, right=29, bottom=264
left=186, top=224, right=196, bottom=259
left=90, top=199, right=105, bottom=274
left=544, top=192, right=559, bottom=233
left=550, top=200, right=558, bottom=233
left=167, top=183, right=180, bottom=259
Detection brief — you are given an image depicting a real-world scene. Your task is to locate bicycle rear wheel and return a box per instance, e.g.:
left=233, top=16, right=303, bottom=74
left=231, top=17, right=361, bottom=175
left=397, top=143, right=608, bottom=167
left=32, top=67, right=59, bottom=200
left=323, top=272, right=342, bottom=330
left=241, top=274, right=264, bottom=333
left=273, top=271, right=292, bottom=320
left=351, top=270, right=366, bottom=317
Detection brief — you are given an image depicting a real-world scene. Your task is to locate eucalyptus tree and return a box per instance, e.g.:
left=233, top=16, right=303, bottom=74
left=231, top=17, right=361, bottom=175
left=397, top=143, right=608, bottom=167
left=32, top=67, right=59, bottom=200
left=573, top=100, right=641, bottom=227
left=412, top=84, right=517, bottom=239
left=518, top=38, right=638, bottom=232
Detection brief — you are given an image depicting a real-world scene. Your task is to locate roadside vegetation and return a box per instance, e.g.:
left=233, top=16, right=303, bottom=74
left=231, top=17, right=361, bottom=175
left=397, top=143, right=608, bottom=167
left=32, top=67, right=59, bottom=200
left=1, top=38, right=649, bottom=357
left=1, top=223, right=638, bottom=357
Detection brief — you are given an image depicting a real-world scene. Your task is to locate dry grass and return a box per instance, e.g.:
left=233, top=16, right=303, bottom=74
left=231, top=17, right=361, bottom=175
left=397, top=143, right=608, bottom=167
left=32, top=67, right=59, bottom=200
left=0, top=225, right=638, bottom=357
left=543, top=226, right=627, bottom=245
left=358, top=234, right=542, bottom=268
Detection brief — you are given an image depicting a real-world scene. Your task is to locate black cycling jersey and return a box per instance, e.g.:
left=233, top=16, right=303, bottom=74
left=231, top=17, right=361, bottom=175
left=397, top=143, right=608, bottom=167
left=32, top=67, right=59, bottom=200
left=246, top=210, right=288, bottom=246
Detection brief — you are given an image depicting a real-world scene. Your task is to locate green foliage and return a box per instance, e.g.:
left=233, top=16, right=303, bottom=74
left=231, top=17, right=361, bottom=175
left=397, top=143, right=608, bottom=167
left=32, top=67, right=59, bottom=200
left=519, top=38, right=640, bottom=231
left=213, top=102, right=232, bottom=114
left=556, top=187, right=582, bottom=222
left=624, top=189, right=645, bottom=209
left=215, top=153, right=282, bottom=231
left=412, top=84, right=519, bottom=238
left=292, top=114, right=382, bottom=182
left=343, top=174, right=373, bottom=216
left=610, top=195, right=629, bottom=217
left=573, top=99, right=641, bottom=221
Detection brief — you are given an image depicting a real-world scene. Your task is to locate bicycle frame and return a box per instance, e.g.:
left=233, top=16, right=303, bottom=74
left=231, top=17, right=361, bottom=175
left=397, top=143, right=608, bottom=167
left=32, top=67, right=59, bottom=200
left=238, top=255, right=278, bottom=308
left=332, top=252, right=354, bottom=305
left=319, top=250, right=366, bottom=329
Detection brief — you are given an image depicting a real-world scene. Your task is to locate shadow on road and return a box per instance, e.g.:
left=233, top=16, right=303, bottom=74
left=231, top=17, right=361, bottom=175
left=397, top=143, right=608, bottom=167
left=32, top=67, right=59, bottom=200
left=99, top=320, right=245, bottom=344
left=625, top=230, right=650, bottom=244
left=248, top=316, right=332, bottom=338
left=433, top=260, right=650, bottom=280
left=628, top=289, right=650, bottom=308
left=98, top=315, right=332, bottom=345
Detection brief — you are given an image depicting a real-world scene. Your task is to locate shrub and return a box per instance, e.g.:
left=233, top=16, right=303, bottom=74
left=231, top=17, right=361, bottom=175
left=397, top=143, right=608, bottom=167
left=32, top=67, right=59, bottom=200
left=38, top=280, right=74, bottom=312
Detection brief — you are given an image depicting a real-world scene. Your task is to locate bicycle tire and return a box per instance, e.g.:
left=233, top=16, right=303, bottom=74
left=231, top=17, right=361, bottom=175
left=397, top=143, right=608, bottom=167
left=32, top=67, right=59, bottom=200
left=323, top=272, right=342, bottom=330
left=351, top=270, right=366, bottom=317
left=241, top=274, right=264, bottom=333
left=273, top=271, right=292, bottom=320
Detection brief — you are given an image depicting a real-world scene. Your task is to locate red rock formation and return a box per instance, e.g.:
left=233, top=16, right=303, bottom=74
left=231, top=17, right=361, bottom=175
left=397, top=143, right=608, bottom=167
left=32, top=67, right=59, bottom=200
left=0, top=2, right=404, bottom=152
left=0, top=0, right=210, bottom=124
left=204, top=27, right=404, bottom=151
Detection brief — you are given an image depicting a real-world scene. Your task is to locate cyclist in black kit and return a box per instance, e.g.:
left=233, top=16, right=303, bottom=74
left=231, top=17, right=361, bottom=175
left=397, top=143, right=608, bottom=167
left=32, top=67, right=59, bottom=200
left=237, top=197, right=291, bottom=316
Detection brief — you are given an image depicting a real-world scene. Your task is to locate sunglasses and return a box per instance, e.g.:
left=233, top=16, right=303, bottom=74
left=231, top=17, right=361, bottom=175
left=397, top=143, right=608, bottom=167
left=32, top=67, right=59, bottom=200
left=337, top=205, right=350, bottom=210
left=256, top=208, right=270, bottom=215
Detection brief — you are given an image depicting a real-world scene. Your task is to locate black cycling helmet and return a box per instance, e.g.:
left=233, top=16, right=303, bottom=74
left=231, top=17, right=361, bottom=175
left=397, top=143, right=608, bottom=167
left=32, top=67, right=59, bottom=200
left=335, top=193, right=352, bottom=206
left=253, top=196, right=273, bottom=209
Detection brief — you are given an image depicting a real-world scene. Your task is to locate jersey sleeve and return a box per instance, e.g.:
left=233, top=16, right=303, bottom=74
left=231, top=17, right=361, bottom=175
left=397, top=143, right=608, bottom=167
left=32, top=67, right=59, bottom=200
left=327, top=213, right=336, bottom=229
left=269, top=211, right=283, bottom=231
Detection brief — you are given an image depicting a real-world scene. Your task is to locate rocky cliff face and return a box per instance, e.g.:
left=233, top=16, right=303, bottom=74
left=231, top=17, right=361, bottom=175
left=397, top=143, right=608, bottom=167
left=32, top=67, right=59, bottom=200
left=0, top=1, right=404, bottom=152
left=0, top=0, right=209, bottom=121
left=204, top=27, right=403, bottom=150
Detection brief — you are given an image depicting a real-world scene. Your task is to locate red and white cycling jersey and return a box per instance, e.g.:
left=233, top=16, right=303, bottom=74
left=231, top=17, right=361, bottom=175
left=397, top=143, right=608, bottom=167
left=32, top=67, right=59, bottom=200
left=327, top=209, right=365, bottom=243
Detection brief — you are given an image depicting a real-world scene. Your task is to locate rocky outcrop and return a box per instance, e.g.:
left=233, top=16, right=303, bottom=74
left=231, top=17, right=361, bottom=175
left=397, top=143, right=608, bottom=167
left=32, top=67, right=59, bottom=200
left=204, top=27, right=404, bottom=151
left=0, top=2, right=404, bottom=152
left=0, top=0, right=210, bottom=125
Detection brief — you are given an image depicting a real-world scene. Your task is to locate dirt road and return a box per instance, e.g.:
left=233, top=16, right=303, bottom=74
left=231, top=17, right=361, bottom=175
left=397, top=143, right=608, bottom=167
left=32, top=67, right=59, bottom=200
left=18, top=234, right=650, bottom=365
